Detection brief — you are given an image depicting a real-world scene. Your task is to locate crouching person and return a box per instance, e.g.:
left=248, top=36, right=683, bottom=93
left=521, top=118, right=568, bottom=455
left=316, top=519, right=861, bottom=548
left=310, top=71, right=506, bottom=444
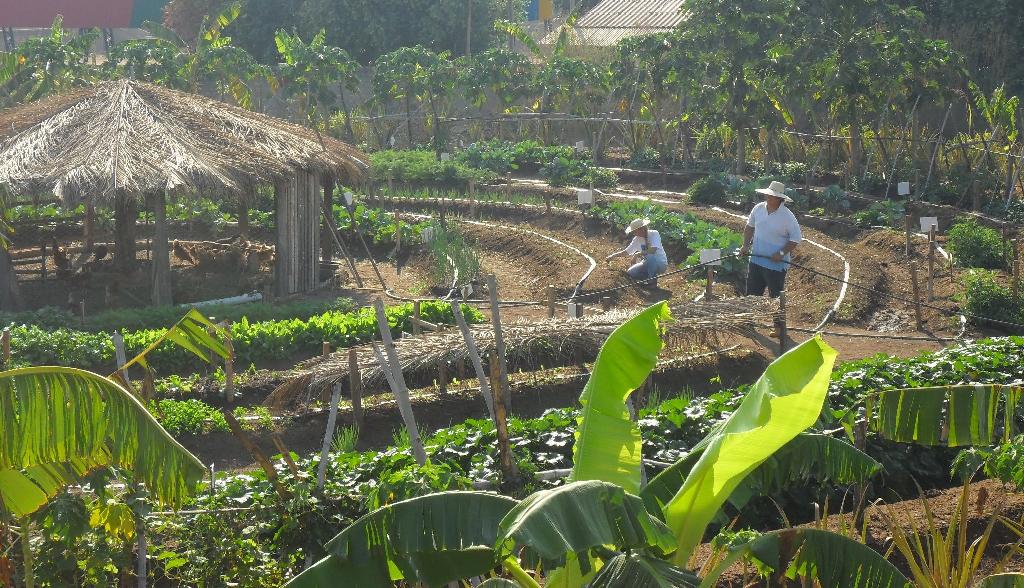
left=605, top=218, right=668, bottom=287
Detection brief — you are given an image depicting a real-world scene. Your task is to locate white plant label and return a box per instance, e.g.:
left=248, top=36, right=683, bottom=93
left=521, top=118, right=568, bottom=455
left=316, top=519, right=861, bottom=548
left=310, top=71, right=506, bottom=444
left=440, top=153, right=450, bottom=161
left=343, top=191, right=354, bottom=206
left=575, top=141, right=586, bottom=151
left=461, top=284, right=474, bottom=298
left=897, top=181, right=911, bottom=196
left=919, top=216, right=939, bottom=233
left=567, top=302, right=582, bottom=318
left=577, top=189, right=593, bottom=205
left=420, top=227, right=435, bottom=243
left=700, top=249, right=723, bottom=266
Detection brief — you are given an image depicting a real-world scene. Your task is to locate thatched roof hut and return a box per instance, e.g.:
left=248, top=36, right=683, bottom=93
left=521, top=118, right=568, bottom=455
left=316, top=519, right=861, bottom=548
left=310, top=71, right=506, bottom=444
left=0, top=80, right=369, bottom=307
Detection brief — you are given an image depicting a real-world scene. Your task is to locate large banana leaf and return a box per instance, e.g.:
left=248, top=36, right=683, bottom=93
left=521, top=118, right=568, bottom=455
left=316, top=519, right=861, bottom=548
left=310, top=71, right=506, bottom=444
left=589, top=553, right=699, bottom=588
left=871, top=384, right=1023, bottom=447
left=980, top=574, right=1024, bottom=588
left=0, top=367, right=205, bottom=517
left=495, top=480, right=676, bottom=574
left=643, top=433, right=881, bottom=516
left=662, top=335, right=838, bottom=564
left=570, top=302, right=671, bottom=494
left=120, top=308, right=228, bottom=372
left=286, top=491, right=519, bottom=588
left=702, top=528, right=909, bottom=588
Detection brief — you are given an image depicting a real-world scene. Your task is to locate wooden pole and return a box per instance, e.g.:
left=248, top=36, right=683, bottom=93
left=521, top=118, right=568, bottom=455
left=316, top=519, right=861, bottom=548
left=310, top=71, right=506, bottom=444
left=394, top=212, right=402, bottom=257
left=316, top=383, right=342, bottom=490
left=437, top=360, right=448, bottom=395
left=322, top=341, right=331, bottom=358
left=486, top=274, right=511, bottom=412
left=348, top=348, right=363, bottom=430
left=1013, top=241, right=1020, bottom=300
left=777, top=290, right=788, bottom=355
left=113, top=331, right=128, bottom=380
left=546, top=284, right=556, bottom=318
left=2, top=326, right=10, bottom=365
left=224, top=324, right=235, bottom=403
left=412, top=300, right=422, bottom=336
left=373, top=300, right=427, bottom=465
left=927, top=225, right=936, bottom=302
left=909, top=262, right=924, bottom=331
left=270, top=433, right=300, bottom=476
left=222, top=410, right=290, bottom=500
left=79, top=300, right=86, bottom=328
left=150, top=190, right=172, bottom=306
left=705, top=266, right=715, bottom=299
left=451, top=300, right=495, bottom=420
left=489, top=349, right=520, bottom=485
left=39, top=242, right=46, bottom=282
left=601, top=296, right=612, bottom=312
left=904, top=214, right=913, bottom=258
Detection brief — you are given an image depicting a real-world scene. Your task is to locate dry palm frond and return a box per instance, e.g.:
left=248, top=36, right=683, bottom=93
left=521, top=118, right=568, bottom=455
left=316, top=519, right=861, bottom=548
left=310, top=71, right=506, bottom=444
left=265, top=297, right=776, bottom=411
left=0, top=79, right=368, bottom=202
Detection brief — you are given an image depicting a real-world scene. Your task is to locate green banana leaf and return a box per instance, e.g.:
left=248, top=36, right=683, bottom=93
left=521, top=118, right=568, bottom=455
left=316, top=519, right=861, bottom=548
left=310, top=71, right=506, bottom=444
left=478, top=580, right=526, bottom=588
left=495, top=480, right=676, bottom=575
left=871, top=384, right=1022, bottom=447
left=121, top=308, right=229, bottom=372
left=286, top=491, right=518, bottom=588
left=980, top=573, right=1024, bottom=588
left=701, top=528, right=909, bottom=588
left=662, top=335, right=838, bottom=564
left=589, top=552, right=699, bottom=588
left=0, top=367, right=205, bottom=517
left=643, top=433, right=881, bottom=516
left=570, top=301, right=671, bottom=494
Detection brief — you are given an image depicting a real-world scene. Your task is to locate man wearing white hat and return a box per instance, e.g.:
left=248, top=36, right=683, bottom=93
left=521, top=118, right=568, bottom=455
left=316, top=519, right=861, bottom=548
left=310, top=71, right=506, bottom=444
left=605, top=218, right=669, bottom=286
left=738, top=180, right=802, bottom=298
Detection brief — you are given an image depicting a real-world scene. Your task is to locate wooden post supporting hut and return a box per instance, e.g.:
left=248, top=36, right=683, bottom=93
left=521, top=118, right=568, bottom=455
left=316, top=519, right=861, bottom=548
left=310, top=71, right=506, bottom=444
left=274, top=171, right=322, bottom=297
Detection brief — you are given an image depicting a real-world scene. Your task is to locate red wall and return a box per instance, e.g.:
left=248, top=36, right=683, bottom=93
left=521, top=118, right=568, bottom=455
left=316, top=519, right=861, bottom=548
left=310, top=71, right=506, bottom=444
left=0, top=0, right=137, bottom=28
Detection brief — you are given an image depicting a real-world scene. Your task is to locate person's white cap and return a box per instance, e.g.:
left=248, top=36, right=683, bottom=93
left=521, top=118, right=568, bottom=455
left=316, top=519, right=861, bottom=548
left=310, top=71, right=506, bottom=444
left=755, top=180, right=793, bottom=203
left=625, top=218, right=651, bottom=234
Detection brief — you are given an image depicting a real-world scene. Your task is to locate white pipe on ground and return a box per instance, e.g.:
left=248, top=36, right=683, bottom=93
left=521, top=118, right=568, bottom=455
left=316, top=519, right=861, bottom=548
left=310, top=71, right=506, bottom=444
left=187, top=292, right=263, bottom=308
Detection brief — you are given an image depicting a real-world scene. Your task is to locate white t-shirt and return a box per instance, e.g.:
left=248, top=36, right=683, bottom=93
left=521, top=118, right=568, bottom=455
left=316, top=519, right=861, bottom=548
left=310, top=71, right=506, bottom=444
left=746, top=202, right=802, bottom=271
left=625, top=230, right=668, bottom=263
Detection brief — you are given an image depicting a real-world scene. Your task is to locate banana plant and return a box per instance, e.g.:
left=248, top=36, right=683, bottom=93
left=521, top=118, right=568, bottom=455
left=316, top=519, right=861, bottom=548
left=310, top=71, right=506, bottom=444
left=0, top=16, right=98, bottom=108
left=288, top=302, right=907, bottom=587
left=0, top=309, right=227, bottom=518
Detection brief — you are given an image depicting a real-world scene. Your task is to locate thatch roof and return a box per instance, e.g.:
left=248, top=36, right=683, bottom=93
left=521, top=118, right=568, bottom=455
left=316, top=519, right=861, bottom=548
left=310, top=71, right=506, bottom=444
left=265, top=297, right=779, bottom=411
left=0, top=79, right=369, bottom=202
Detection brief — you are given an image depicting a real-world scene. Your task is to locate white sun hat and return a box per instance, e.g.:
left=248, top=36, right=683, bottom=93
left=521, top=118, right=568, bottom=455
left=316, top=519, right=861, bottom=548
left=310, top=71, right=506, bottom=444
left=625, top=218, right=651, bottom=234
left=755, top=180, right=793, bottom=203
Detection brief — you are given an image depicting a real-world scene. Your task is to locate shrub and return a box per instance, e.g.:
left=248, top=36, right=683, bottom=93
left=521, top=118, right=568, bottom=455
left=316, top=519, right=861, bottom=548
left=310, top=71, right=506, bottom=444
left=947, top=218, right=1005, bottom=269
left=539, top=156, right=617, bottom=188
left=688, top=174, right=728, bottom=205
left=852, top=200, right=905, bottom=228
left=456, top=140, right=516, bottom=174
left=818, top=185, right=850, bottom=214
left=962, top=270, right=1022, bottom=330
left=369, top=150, right=495, bottom=186
left=628, top=146, right=661, bottom=170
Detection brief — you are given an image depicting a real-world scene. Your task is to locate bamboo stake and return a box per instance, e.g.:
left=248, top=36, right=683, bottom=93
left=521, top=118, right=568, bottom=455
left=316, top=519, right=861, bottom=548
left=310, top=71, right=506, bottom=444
left=271, top=433, right=300, bottom=476
left=316, top=384, right=342, bottom=489
left=451, top=300, right=495, bottom=420
left=546, top=285, right=556, bottom=318
left=373, top=300, right=427, bottom=465
left=705, top=267, right=715, bottom=299
left=904, top=214, right=913, bottom=258
left=437, top=360, right=448, bottom=395
left=928, top=225, right=936, bottom=301
left=486, top=274, right=511, bottom=412
left=909, top=262, right=924, bottom=331
left=412, top=300, right=421, bottom=336
left=222, top=410, right=290, bottom=500
left=348, top=348, right=363, bottom=430
left=322, top=341, right=331, bottom=358
left=489, top=349, right=520, bottom=485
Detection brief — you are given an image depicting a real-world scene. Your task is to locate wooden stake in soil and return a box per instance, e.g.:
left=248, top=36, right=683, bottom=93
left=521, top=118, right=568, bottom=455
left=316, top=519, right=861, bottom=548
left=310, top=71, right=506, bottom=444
left=224, top=325, right=235, bottom=403
left=546, top=284, right=556, bottom=318
left=222, top=409, right=290, bottom=500
left=927, top=225, right=936, bottom=302
left=112, top=331, right=127, bottom=380
left=489, top=349, right=520, bottom=485
left=705, top=266, right=715, bottom=299
left=909, top=261, right=924, bottom=331
left=79, top=300, right=86, bottom=328
left=373, top=300, right=427, bottom=465
left=270, top=433, right=300, bottom=476
left=412, top=300, right=422, bottom=336
left=601, top=296, right=612, bottom=312
left=322, top=341, right=331, bottom=358
left=777, top=290, right=788, bottom=355
left=437, top=360, right=448, bottom=395
left=348, top=348, right=363, bottom=430
left=1013, top=241, right=1020, bottom=300
left=451, top=300, right=495, bottom=420
left=486, top=274, right=511, bottom=412
left=316, top=383, right=342, bottom=490
left=2, top=327, right=10, bottom=365
left=904, top=214, right=913, bottom=258
left=39, top=242, right=46, bottom=281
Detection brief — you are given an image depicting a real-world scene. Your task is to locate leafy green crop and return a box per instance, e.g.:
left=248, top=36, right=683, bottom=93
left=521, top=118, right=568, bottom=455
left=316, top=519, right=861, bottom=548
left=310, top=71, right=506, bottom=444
left=948, top=218, right=1006, bottom=269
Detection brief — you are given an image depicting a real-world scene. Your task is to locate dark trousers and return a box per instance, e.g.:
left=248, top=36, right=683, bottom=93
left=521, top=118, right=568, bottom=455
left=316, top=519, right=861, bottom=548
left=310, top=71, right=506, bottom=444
left=746, top=262, right=787, bottom=298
